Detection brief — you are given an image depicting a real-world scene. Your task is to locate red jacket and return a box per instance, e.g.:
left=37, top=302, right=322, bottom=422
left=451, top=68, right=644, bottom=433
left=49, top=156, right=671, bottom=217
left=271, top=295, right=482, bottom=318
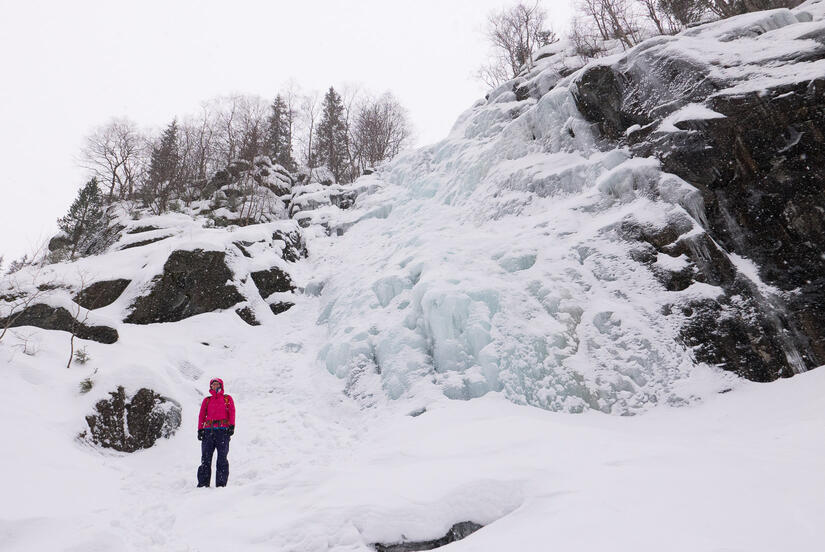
left=198, top=378, right=236, bottom=429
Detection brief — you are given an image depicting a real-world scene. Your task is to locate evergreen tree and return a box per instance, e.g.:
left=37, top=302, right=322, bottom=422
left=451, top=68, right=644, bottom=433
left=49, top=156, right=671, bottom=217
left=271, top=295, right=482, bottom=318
left=239, top=123, right=263, bottom=163
left=266, top=95, right=296, bottom=171
left=313, top=87, right=349, bottom=183
left=57, top=178, right=106, bottom=259
left=145, top=120, right=180, bottom=212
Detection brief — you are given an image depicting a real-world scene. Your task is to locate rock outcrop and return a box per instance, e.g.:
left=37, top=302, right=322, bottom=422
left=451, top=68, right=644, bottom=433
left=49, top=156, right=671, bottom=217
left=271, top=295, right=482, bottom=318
left=74, top=279, right=131, bottom=310
left=569, top=8, right=825, bottom=380
left=1, top=303, right=118, bottom=344
left=125, top=249, right=244, bottom=324
left=372, top=522, right=483, bottom=552
left=81, top=386, right=181, bottom=452
left=250, top=267, right=294, bottom=299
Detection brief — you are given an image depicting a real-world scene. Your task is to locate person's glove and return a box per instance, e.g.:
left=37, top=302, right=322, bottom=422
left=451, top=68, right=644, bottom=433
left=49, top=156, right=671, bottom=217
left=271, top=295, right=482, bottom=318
left=228, top=425, right=235, bottom=437
left=198, top=429, right=204, bottom=441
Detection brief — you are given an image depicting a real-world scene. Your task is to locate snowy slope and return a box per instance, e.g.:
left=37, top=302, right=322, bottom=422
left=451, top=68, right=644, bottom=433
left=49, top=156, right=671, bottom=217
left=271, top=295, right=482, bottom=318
left=3, top=311, right=824, bottom=551
left=4, top=3, right=825, bottom=551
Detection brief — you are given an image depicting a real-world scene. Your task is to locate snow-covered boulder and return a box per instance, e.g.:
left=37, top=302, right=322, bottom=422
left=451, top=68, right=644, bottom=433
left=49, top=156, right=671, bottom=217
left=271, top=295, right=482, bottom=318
left=125, top=249, right=244, bottom=324
left=81, top=386, right=181, bottom=452
left=1, top=303, right=118, bottom=343
left=73, top=279, right=131, bottom=310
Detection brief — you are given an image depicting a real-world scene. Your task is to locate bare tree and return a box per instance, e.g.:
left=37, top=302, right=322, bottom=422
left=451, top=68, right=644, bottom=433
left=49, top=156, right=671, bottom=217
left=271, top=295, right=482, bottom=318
left=569, top=16, right=609, bottom=60
left=179, top=105, right=218, bottom=202
left=351, top=92, right=413, bottom=171
left=67, top=272, right=92, bottom=369
left=478, top=1, right=558, bottom=87
left=79, top=118, right=147, bottom=201
left=640, top=0, right=682, bottom=34
left=297, top=91, right=322, bottom=168
left=340, top=84, right=363, bottom=183
left=576, top=0, right=642, bottom=49
left=0, top=251, right=53, bottom=343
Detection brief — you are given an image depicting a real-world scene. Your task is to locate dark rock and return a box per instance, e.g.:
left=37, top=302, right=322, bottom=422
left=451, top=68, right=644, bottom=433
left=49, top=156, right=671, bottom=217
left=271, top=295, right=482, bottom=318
left=48, top=233, right=72, bottom=252
left=234, top=241, right=253, bottom=258
left=574, top=38, right=825, bottom=380
left=235, top=306, right=260, bottom=326
left=272, top=229, right=307, bottom=261
left=250, top=267, right=294, bottom=299
left=126, top=225, right=160, bottom=234
left=677, top=288, right=795, bottom=381
left=74, top=279, right=131, bottom=310
left=48, top=223, right=124, bottom=258
left=269, top=301, right=294, bottom=315
left=573, top=47, right=720, bottom=140
left=514, top=81, right=531, bottom=102
left=228, top=159, right=251, bottom=177
left=120, top=235, right=170, bottom=250
left=81, top=386, right=181, bottom=452
left=330, top=189, right=358, bottom=209
left=125, top=249, right=244, bottom=324
left=373, top=522, right=483, bottom=552
left=0, top=303, right=118, bottom=344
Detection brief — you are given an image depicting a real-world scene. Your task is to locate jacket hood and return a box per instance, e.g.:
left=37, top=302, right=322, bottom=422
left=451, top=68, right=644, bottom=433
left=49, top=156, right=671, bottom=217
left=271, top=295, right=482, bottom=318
left=209, top=378, right=225, bottom=396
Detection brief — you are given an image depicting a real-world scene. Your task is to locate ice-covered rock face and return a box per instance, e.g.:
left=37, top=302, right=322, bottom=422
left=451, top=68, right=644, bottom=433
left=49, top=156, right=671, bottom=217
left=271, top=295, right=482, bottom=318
left=314, top=3, right=825, bottom=414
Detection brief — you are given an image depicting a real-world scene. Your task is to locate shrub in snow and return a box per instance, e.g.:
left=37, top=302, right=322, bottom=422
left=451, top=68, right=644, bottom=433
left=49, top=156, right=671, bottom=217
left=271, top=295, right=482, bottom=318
left=73, top=347, right=90, bottom=365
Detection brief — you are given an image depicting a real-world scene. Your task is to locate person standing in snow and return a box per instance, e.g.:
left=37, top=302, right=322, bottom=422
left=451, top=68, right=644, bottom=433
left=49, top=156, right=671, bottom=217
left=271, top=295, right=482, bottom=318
left=197, top=378, right=236, bottom=487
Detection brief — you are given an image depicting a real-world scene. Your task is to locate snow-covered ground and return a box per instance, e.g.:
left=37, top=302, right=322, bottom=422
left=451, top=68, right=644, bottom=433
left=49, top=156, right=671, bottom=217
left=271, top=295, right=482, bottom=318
left=3, top=298, right=824, bottom=551
left=4, top=3, right=825, bottom=550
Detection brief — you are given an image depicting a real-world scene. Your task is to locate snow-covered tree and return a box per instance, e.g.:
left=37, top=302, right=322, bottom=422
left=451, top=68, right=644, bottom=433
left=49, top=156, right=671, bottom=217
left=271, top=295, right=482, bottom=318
left=57, top=178, right=107, bottom=259
left=266, top=95, right=296, bottom=171
left=143, top=120, right=180, bottom=213
left=313, top=87, right=349, bottom=183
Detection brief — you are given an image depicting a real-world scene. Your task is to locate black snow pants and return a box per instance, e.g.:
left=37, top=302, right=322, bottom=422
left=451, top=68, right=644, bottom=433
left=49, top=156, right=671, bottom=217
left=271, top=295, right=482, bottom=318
left=197, top=428, right=230, bottom=487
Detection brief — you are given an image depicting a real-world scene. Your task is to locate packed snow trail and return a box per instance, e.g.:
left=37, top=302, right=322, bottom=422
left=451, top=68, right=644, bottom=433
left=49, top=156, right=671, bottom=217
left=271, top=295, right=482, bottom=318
left=97, top=299, right=370, bottom=551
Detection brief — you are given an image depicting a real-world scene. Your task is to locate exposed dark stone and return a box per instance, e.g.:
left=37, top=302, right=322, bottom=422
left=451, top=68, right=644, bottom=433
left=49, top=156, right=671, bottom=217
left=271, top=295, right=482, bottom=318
left=250, top=267, right=294, bottom=299
left=677, top=288, right=795, bottom=381
left=269, top=301, right=294, bottom=315
left=228, top=159, right=251, bottom=177
left=120, top=236, right=170, bottom=250
left=514, top=81, right=531, bottom=102
left=234, top=241, right=253, bottom=258
left=48, top=224, right=124, bottom=258
left=48, top=233, right=72, bottom=252
left=573, top=37, right=825, bottom=380
left=573, top=48, right=720, bottom=140
left=81, top=386, right=181, bottom=452
left=74, top=279, right=131, bottom=310
left=37, top=283, right=62, bottom=291
left=0, top=303, right=118, bottom=344
left=373, top=522, right=483, bottom=552
left=236, top=306, right=260, bottom=326
left=125, top=249, right=244, bottom=324
left=330, top=189, right=358, bottom=209
left=126, top=225, right=160, bottom=234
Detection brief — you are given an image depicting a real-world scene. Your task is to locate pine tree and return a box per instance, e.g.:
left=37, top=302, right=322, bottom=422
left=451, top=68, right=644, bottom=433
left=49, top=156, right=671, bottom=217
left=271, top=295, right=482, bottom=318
left=239, top=123, right=263, bottom=163
left=57, top=178, right=106, bottom=259
left=313, top=87, right=349, bottom=183
left=145, top=120, right=180, bottom=212
left=266, top=95, right=296, bottom=171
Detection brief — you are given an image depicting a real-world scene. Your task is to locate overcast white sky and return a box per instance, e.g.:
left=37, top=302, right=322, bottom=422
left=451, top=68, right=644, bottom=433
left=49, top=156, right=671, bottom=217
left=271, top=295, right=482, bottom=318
left=0, top=0, right=573, bottom=263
